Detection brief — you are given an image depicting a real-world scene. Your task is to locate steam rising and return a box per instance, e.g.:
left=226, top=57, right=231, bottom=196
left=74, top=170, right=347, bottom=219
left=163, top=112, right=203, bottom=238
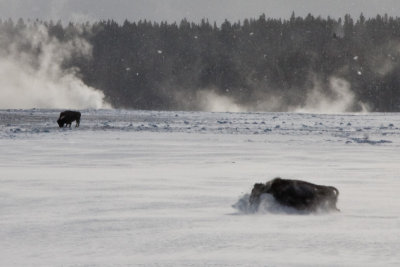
left=189, top=75, right=369, bottom=114
left=0, top=22, right=374, bottom=113
left=293, top=76, right=369, bottom=113
left=0, top=24, right=110, bottom=109
left=196, top=90, right=244, bottom=112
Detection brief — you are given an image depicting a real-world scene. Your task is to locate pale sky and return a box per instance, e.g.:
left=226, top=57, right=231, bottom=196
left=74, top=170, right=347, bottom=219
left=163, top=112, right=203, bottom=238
left=0, top=0, right=399, bottom=24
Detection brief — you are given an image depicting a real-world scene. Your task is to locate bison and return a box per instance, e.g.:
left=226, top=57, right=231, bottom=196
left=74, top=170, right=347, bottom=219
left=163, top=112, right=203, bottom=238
left=249, top=177, right=340, bottom=212
left=57, top=110, right=81, bottom=128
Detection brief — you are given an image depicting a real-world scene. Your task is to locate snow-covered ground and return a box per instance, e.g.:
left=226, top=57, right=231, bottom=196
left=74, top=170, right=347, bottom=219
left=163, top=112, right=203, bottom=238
left=1, top=109, right=399, bottom=266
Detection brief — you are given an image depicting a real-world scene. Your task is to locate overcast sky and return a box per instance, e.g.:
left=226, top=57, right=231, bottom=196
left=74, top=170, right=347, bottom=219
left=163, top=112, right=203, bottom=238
left=0, top=0, right=399, bottom=24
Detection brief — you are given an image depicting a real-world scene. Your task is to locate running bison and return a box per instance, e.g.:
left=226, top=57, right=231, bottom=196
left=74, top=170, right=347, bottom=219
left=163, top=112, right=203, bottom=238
left=249, top=177, right=340, bottom=212
left=57, top=110, right=81, bottom=128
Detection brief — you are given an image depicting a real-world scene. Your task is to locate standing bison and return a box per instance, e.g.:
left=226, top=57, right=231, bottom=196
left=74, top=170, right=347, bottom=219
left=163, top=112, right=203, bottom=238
left=249, top=177, right=340, bottom=212
left=57, top=110, right=81, bottom=128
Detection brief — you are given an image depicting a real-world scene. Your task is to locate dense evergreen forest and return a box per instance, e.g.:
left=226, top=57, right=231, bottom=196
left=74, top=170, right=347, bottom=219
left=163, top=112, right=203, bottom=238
left=2, top=13, right=400, bottom=112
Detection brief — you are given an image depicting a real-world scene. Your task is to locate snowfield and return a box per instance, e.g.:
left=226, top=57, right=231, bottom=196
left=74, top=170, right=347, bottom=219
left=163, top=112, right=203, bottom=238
left=1, top=109, right=400, bottom=266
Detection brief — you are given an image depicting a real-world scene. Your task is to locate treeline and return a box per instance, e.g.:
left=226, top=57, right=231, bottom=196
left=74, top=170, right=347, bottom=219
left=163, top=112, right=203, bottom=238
left=2, top=13, right=400, bottom=111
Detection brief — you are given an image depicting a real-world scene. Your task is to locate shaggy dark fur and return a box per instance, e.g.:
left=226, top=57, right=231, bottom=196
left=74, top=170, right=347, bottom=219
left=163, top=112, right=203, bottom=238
left=249, top=177, right=340, bottom=212
left=57, top=110, right=81, bottom=128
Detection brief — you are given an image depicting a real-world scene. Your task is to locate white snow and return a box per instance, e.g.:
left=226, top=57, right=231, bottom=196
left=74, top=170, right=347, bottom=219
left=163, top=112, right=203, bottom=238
left=1, top=109, right=400, bottom=266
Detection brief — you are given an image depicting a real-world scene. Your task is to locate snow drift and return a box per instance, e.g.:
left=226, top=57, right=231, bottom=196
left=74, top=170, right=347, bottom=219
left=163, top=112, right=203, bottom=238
left=1, top=109, right=399, bottom=266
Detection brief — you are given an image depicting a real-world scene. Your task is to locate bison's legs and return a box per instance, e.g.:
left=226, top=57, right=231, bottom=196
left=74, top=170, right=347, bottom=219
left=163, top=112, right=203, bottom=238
left=76, top=119, right=80, bottom=127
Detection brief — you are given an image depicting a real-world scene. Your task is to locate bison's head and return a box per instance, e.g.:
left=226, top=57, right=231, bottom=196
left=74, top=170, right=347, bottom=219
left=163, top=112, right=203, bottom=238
left=249, top=183, right=267, bottom=204
left=57, top=118, right=64, bottom=128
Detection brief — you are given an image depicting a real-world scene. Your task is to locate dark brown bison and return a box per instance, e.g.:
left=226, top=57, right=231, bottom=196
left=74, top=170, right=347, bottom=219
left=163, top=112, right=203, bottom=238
left=249, top=177, right=340, bottom=212
left=57, top=110, right=81, bottom=128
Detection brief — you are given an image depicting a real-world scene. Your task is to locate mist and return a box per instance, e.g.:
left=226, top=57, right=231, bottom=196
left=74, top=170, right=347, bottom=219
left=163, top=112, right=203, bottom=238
left=292, top=76, right=369, bottom=114
left=0, top=23, right=110, bottom=109
left=174, top=75, right=369, bottom=114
